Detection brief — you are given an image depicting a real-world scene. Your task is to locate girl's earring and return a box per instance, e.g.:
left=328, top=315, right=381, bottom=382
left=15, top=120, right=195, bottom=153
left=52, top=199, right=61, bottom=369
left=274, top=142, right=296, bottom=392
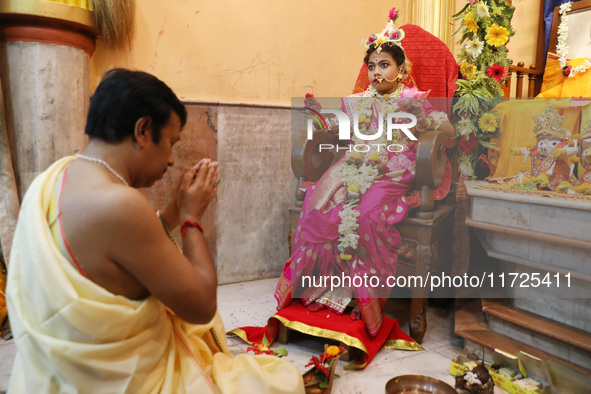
left=396, top=73, right=403, bottom=81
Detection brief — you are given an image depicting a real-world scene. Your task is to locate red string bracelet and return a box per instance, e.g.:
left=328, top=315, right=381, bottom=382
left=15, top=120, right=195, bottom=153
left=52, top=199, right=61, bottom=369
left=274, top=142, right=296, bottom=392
left=180, top=220, right=204, bottom=238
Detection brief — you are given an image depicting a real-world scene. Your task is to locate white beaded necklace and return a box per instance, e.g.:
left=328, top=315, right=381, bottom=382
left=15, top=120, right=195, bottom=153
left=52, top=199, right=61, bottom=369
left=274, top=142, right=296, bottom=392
left=75, top=154, right=129, bottom=186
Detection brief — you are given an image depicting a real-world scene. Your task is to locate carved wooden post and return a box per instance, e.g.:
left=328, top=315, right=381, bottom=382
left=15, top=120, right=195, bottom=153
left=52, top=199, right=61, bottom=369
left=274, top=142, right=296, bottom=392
left=515, top=61, right=525, bottom=97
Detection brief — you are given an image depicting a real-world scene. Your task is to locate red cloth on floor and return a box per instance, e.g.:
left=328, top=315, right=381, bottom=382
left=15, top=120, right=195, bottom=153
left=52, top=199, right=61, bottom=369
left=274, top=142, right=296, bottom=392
left=229, top=303, right=422, bottom=369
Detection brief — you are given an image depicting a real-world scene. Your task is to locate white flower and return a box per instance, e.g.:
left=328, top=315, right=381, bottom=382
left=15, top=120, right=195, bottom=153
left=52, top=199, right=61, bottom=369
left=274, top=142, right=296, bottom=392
left=465, top=38, right=484, bottom=58
left=475, top=2, right=489, bottom=18
left=559, top=2, right=571, bottom=14
left=336, top=90, right=407, bottom=254
left=431, top=111, right=448, bottom=129
left=555, top=2, right=591, bottom=77
left=456, top=118, right=476, bottom=137
left=570, top=58, right=591, bottom=78
left=459, top=160, right=474, bottom=177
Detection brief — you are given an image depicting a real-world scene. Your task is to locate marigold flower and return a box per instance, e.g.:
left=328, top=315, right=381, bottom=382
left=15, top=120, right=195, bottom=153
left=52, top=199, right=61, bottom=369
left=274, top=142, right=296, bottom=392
left=478, top=113, right=498, bottom=133
left=326, top=346, right=341, bottom=357
left=566, top=156, right=580, bottom=166
left=537, top=174, right=549, bottom=185
left=574, top=184, right=590, bottom=194
left=552, top=148, right=566, bottom=159
left=348, top=185, right=360, bottom=193
left=485, top=24, right=509, bottom=47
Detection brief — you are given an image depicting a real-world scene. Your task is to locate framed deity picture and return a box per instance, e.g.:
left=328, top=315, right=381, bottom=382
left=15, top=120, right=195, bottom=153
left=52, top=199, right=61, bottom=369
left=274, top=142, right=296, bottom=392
left=548, top=0, right=591, bottom=58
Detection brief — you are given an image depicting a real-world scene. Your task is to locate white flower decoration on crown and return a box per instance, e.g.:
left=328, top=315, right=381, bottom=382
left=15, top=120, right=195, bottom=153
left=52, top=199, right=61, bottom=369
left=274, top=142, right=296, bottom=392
left=363, top=7, right=405, bottom=54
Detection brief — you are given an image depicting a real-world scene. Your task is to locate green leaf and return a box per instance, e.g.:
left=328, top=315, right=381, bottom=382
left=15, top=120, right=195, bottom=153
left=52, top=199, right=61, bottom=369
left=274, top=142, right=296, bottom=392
left=273, top=347, right=288, bottom=357
left=262, top=334, right=269, bottom=347
left=452, top=2, right=470, bottom=17
left=523, top=182, right=537, bottom=190
left=478, top=140, right=499, bottom=150
left=319, top=381, right=329, bottom=389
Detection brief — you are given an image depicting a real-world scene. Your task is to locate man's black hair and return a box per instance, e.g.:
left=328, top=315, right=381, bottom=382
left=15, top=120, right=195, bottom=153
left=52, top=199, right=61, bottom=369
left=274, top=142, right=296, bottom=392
left=85, top=69, right=187, bottom=143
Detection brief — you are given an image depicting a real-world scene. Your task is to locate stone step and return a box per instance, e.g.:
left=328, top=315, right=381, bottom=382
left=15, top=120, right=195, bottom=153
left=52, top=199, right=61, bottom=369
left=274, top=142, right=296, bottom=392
left=482, top=299, right=591, bottom=354
left=483, top=300, right=591, bottom=371
left=454, top=298, right=591, bottom=377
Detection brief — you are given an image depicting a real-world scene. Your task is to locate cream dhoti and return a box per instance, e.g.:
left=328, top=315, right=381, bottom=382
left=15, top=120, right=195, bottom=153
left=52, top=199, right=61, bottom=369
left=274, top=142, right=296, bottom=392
left=6, top=157, right=304, bottom=394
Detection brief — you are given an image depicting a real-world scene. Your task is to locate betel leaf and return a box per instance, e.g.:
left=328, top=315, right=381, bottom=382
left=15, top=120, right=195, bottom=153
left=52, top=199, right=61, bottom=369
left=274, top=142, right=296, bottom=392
left=273, top=347, right=288, bottom=357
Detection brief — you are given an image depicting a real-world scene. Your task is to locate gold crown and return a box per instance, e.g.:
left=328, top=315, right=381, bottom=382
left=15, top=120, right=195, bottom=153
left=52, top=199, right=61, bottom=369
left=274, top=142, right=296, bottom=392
left=582, top=119, right=591, bottom=139
left=533, top=104, right=571, bottom=139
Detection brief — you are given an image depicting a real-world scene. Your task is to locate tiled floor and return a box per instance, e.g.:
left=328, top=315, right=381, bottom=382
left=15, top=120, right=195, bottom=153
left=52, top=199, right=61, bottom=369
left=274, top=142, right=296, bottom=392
left=218, top=278, right=509, bottom=393
left=0, top=278, right=511, bottom=393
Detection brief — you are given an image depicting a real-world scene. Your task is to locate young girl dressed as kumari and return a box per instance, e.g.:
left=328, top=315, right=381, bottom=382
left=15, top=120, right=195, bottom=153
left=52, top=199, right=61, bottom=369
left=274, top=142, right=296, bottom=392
left=275, top=8, right=454, bottom=339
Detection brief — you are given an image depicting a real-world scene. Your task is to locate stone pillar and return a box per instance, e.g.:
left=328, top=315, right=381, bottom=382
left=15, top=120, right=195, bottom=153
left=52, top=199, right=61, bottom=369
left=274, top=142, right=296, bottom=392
left=0, top=0, right=98, bottom=199
left=409, top=0, right=454, bottom=48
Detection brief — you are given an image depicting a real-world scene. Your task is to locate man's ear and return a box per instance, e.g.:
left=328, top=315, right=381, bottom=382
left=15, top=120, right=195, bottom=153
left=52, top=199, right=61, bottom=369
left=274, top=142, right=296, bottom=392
left=134, top=117, right=152, bottom=148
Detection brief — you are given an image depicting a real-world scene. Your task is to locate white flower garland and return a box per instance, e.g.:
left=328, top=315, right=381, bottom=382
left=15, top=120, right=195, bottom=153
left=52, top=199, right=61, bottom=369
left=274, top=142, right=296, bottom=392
left=557, top=2, right=591, bottom=78
left=336, top=86, right=403, bottom=260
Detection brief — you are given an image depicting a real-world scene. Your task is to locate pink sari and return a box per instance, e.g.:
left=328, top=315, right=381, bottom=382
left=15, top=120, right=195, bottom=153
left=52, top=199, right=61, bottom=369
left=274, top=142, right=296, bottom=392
left=275, top=90, right=444, bottom=337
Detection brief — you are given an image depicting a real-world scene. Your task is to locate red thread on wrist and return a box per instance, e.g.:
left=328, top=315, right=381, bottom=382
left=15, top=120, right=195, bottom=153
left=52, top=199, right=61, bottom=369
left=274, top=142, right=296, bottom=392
left=180, top=220, right=203, bottom=237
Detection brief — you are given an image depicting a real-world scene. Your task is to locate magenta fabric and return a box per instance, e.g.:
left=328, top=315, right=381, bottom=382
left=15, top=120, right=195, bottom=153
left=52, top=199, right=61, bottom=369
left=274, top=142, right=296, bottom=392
left=275, top=91, right=443, bottom=336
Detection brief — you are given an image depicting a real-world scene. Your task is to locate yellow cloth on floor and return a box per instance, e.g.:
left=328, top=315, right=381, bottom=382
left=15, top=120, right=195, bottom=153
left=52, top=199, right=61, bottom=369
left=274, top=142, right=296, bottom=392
left=6, top=156, right=304, bottom=394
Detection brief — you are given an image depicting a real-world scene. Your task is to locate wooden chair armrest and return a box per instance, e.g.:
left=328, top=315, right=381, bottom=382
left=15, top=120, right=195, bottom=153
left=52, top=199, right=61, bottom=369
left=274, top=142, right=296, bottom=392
left=291, top=130, right=339, bottom=182
left=415, top=130, right=457, bottom=190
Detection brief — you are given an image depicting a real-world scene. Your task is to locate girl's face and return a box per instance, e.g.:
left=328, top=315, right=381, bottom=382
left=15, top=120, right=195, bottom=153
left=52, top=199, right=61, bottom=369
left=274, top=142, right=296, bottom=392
left=367, top=51, right=403, bottom=95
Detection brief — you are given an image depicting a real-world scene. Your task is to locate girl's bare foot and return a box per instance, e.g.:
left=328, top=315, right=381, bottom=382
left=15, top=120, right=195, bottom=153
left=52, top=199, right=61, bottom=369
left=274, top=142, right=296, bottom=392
left=307, top=302, right=325, bottom=312
left=350, top=305, right=362, bottom=320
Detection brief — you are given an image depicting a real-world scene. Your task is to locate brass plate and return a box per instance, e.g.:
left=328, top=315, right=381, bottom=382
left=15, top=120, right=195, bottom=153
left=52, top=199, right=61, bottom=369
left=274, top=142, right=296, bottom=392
left=385, top=375, right=456, bottom=394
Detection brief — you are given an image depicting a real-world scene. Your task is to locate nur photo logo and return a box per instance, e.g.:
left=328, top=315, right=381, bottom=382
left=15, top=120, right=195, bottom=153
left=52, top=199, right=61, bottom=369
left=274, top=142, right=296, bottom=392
left=303, top=105, right=417, bottom=153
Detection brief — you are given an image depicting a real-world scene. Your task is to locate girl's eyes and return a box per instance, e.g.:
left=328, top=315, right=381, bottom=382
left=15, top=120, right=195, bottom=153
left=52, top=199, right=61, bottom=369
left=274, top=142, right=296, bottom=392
left=368, top=63, right=390, bottom=71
